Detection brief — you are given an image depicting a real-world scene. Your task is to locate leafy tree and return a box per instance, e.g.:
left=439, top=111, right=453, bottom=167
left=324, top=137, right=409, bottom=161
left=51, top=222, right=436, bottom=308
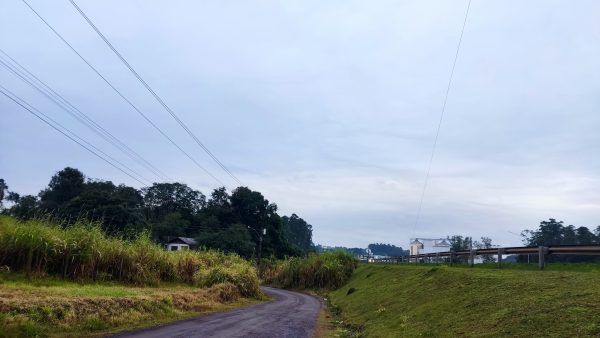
left=282, top=214, right=314, bottom=254
left=474, top=236, right=495, bottom=263
left=143, top=183, right=205, bottom=221
left=449, top=235, right=473, bottom=263
left=151, top=212, right=190, bottom=240
left=66, top=180, right=145, bottom=236
left=522, top=218, right=600, bottom=262
left=0, top=179, right=7, bottom=209
left=315, top=245, right=367, bottom=256
left=8, top=194, right=39, bottom=219
left=230, top=187, right=296, bottom=258
left=196, top=223, right=255, bottom=258
left=368, top=243, right=407, bottom=256
left=39, top=167, right=85, bottom=214
left=449, top=235, right=473, bottom=251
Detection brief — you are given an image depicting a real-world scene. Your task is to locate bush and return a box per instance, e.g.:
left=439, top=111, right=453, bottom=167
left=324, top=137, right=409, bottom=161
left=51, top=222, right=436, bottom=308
left=0, top=216, right=260, bottom=297
left=263, top=251, right=358, bottom=289
left=194, top=263, right=260, bottom=297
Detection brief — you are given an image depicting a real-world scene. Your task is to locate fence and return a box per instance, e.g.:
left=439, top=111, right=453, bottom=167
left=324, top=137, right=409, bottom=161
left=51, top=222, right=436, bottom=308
left=370, top=245, right=600, bottom=269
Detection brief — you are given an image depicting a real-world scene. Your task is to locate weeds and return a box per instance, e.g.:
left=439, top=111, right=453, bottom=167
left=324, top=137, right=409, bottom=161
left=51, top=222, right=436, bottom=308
left=0, top=216, right=260, bottom=297
left=263, top=251, right=358, bottom=290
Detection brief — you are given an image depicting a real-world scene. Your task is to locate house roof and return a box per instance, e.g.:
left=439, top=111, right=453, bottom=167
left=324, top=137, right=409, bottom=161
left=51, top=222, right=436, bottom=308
left=167, top=237, right=197, bottom=246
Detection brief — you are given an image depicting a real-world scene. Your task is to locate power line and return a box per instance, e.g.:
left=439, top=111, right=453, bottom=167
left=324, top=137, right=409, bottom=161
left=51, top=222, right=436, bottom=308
left=412, top=0, right=472, bottom=236
left=0, top=84, right=149, bottom=186
left=68, top=0, right=243, bottom=187
left=20, top=0, right=225, bottom=187
left=0, top=49, right=171, bottom=182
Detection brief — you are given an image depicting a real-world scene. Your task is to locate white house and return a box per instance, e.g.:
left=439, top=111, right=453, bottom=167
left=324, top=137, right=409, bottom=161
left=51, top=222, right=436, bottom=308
left=166, top=237, right=198, bottom=251
left=409, top=238, right=451, bottom=255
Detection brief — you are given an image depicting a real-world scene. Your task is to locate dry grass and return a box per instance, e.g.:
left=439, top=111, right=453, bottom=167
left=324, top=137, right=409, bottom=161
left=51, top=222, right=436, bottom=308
left=0, top=272, right=262, bottom=337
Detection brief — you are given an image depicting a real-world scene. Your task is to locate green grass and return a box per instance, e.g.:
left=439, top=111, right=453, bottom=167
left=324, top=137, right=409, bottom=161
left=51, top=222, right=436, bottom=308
left=0, top=216, right=260, bottom=297
left=393, top=261, right=600, bottom=272
left=328, top=264, right=600, bottom=337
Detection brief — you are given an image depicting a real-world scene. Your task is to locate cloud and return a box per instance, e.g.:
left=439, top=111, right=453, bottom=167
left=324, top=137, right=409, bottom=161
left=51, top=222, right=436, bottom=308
left=1, top=0, right=599, bottom=248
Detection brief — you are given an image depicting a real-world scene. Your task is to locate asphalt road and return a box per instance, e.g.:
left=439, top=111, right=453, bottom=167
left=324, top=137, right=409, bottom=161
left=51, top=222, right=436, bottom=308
left=114, top=287, right=322, bottom=338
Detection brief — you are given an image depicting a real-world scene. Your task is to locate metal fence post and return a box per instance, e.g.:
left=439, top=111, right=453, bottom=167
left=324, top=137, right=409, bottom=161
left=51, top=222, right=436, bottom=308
left=450, top=252, right=454, bottom=267
left=435, top=252, right=440, bottom=264
left=497, top=248, right=504, bottom=269
left=469, top=250, right=476, bottom=267
left=538, top=246, right=547, bottom=270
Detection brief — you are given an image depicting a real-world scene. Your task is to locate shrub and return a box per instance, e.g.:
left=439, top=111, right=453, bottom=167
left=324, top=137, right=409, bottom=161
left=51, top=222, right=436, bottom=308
left=264, top=251, right=358, bottom=289
left=0, top=216, right=260, bottom=297
left=194, top=263, right=260, bottom=297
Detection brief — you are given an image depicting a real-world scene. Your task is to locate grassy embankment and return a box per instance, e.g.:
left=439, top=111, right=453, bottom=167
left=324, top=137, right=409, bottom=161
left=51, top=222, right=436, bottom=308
left=0, top=216, right=263, bottom=337
left=328, top=264, right=600, bottom=337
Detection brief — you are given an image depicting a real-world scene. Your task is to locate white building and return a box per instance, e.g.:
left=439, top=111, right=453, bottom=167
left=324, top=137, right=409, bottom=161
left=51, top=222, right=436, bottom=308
left=409, top=238, right=451, bottom=255
left=166, top=237, right=197, bottom=251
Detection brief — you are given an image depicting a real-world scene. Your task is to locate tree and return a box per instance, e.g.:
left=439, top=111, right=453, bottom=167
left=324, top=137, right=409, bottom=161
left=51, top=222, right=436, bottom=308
left=474, top=236, right=495, bottom=263
left=8, top=195, right=39, bottom=219
left=230, top=187, right=296, bottom=258
left=449, top=235, right=473, bottom=263
left=0, top=179, right=7, bottom=209
left=196, top=223, right=255, bottom=258
left=143, top=183, right=205, bottom=220
left=282, top=214, right=314, bottom=254
left=66, top=180, right=144, bottom=236
left=522, top=218, right=600, bottom=262
left=151, top=212, right=190, bottom=240
left=368, top=243, right=407, bottom=256
left=39, top=167, right=85, bottom=214
left=4, top=167, right=313, bottom=259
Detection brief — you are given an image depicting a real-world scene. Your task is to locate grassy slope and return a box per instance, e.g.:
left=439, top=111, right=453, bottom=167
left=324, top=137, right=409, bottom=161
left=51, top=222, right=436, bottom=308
left=328, top=264, right=600, bottom=337
left=0, top=273, right=262, bottom=338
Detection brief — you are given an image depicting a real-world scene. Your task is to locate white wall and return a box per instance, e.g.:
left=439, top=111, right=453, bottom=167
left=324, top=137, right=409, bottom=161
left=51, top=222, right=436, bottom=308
left=167, top=243, right=189, bottom=251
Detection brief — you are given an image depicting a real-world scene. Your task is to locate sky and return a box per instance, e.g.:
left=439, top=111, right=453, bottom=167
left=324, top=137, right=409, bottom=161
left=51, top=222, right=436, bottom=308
left=1, top=0, right=599, bottom=248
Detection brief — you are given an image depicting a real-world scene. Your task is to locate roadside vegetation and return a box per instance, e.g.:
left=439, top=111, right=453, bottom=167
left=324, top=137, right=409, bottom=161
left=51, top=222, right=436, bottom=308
left=263, top=251, right=358, bottom=290
left=0, top=167, right=315, bottom=260
left=328, top=264, right=600, bottom=337
left=0, top=215, right=263, bottom=337
left=0, top=272, right=260, bottom=337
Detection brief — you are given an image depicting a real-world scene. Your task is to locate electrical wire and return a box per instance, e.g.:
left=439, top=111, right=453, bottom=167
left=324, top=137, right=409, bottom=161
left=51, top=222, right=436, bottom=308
left=20, top=0, right=226, bottom=187
left=68, top=0, right=243, bottom=186
left=0, top=49, right=171, bottom=182
left=412, top=0, right=472, bottom=237
left=0, top=84, right=149, bottom=186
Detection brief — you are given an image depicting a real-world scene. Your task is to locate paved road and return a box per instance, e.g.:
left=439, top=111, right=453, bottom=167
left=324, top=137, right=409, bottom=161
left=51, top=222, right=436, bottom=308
left=114, top=287, right=322, bottom=338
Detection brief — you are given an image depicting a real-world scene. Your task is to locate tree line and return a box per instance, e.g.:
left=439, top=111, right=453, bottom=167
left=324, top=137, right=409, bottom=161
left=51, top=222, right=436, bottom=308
left=0, top=168, right=314, bottom=258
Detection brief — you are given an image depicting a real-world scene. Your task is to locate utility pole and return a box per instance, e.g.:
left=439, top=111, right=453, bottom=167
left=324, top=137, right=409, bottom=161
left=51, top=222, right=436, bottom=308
left=248, top=225, right=266, bottom=268
left=258, top=227, right=266, bottom=268
left=251, top=210, right=270, bottom=269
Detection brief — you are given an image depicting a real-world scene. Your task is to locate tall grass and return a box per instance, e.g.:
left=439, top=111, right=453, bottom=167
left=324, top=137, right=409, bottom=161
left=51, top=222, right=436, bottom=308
left=0, top=216, right=260, bottom=296
left=263, top=251, right=358, bottom=289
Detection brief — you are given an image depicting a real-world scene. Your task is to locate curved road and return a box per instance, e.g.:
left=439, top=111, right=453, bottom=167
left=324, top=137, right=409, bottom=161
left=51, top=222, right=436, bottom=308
left=115, top=287, right=322, bottom=338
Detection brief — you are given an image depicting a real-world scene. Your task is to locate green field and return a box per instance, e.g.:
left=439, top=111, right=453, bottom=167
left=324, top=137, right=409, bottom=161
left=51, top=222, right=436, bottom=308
left=328, top=264, right=600, bottom=337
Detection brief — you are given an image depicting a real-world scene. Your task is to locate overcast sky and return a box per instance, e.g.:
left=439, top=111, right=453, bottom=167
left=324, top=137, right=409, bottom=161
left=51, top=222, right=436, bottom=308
left=1, top=0, right=599, bottom=248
